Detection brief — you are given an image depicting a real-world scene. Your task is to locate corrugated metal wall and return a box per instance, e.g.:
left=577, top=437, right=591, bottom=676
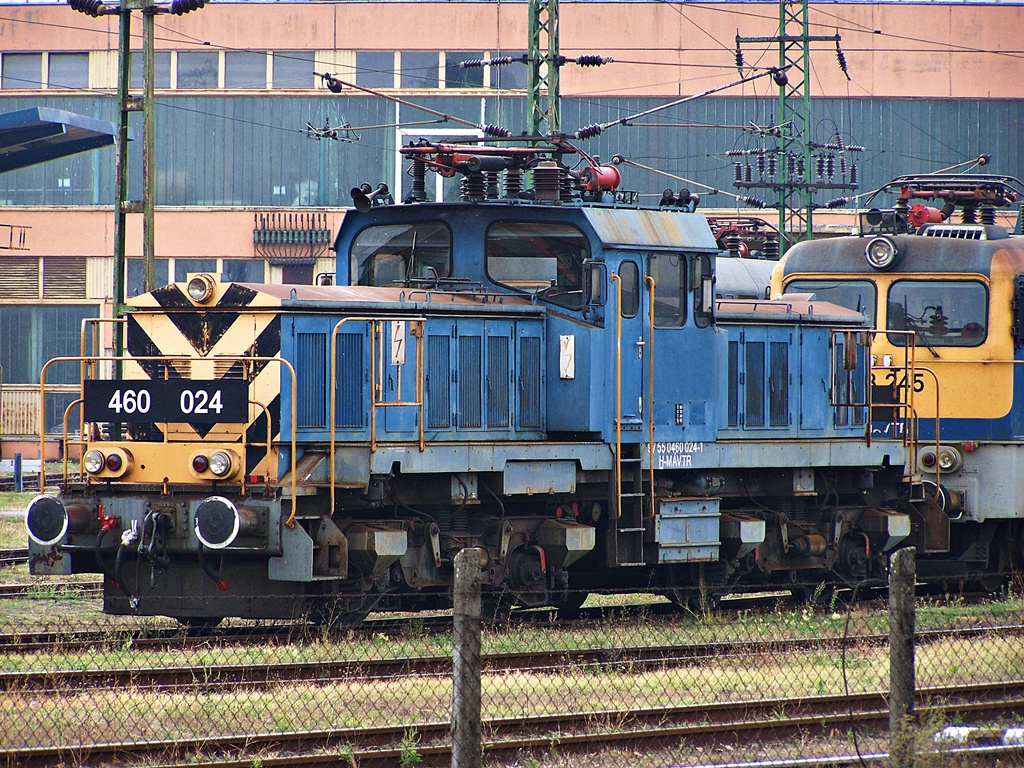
left=0, top=93, right=1019, bottom=211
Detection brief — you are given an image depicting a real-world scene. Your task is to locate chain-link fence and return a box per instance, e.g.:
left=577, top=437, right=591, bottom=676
left=2, top=544, right=1024, bottom=768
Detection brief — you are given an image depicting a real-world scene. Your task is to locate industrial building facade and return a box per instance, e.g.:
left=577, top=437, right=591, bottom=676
left=0, top=0, right=1022, bottom=451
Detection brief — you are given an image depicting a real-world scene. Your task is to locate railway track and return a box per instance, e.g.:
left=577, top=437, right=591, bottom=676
left=2, top=681, right=1022, bottom=768
left=2, top=623, right=1022, bottom=693
left=0, top=580, right=101, bottom=598
left=0, top=548, right=28, bottom=568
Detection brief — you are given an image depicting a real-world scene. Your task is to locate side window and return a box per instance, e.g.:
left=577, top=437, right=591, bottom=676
left=650, top=252, right=686, bottom=326
left=886, top=280, right=987, bottom=347
left=356, top=52, right=395, bottom=88
left=619, top=261, right=639, bottom=318
left=486, top=221, right=589, bottom=310
left=350, top=222, right=451, bottom=286
left=692, top=254, right=715, bottom=328
left=401, top=52, right=439, bottom=88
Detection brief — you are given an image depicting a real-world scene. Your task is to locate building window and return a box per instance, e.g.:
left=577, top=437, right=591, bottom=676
left=126, top=258, right=170, bottom=298
left=222, top=259, right=264, bottom=282
left=177, top=50, right=219, bottom=89
left=174, top=258, right=217, bottom=282
left=491, top=52, right=527, bottom=90
left=445, top=51, right=484, bottom=88
left=225, top=51, right=266, bottom=89
left=401, top=51, right=439, bottom=88
left=2, top=53, right=42, bottom=89
left=356, top=52, right=394, bottom=88
left=48, top=53, right=89, bottom=89
left=130, top=51, right=172, bottom=89
left=272, top=51, right=314, bottom=88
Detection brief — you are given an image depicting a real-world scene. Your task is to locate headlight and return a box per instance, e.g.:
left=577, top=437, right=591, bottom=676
left=209, top=451, right=232, bottom=477
left=83, top=450, right=105, bottom=474
left=865, top=236, right=901, bottom=270
left=938, top=447, right=962, bottom=473
left=187, top=274, right=216, bottom=303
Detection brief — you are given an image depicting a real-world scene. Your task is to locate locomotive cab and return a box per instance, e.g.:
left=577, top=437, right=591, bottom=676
left=772, top=173, right=1024, bottom=588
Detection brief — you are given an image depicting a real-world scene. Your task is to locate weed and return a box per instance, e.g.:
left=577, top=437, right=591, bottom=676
left=399, top=728, right=422, bottom=768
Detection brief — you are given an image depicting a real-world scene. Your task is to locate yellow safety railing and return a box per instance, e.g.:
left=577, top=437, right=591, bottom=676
left=329, top=316, right=426, bottom=513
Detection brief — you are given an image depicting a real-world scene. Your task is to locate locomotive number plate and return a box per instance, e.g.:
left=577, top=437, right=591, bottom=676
left=83, top=380, right=249, bottom=423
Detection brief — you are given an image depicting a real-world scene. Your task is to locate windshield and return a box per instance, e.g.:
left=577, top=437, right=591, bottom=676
left=885, top=279, right=987, bottom=347
left=485, top=221, right=589, bottom=310
left=350, top=222, right=451, bottom=286
left=783, top=279, right=877, bottom=326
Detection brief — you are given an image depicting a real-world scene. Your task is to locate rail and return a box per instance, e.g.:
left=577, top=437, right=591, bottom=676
left=329, top=316, right=426, bottom=514
left=38, top=354, right=299, bottom=527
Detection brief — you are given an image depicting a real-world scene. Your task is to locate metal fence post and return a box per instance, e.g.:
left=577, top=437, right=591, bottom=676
left=452, top=547, right=483, bottom=768
left=13, top=453, right=22, bottom=493
left=889, top=546, right=916, bottom=768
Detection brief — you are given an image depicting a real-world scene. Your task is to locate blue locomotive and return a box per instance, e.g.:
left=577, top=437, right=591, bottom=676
left=26, top=140, right=912, bottom=625
left=772, top=173, right=1024, bottom=590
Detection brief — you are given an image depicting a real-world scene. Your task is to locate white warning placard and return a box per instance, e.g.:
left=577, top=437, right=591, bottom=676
left=390, top=321, right=407, bottom=366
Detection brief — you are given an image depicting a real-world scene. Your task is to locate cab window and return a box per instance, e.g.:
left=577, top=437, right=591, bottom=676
left=783, top=279, right=877, bottom=327
left=886, top=279, right=987, bottom=347
left=650, top=252, right=687, bottom=327
left=486, top=221, right=589, bottom=310
left=350, top=222, right=451, bottom=286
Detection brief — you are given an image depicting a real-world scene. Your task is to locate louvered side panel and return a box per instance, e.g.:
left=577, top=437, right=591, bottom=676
left=426, top=334, right=451, bottom=429
left=518, top=335, right=541, bottom=430
left=458, top=335, right=482, bottom=428
left=44, top=257, right=86, bottom=299
left=295, top=332, right=326, bottom=428
left=1, top=257, right=39, bottom=299
left=335, top=332, right=364, bottom=428
left=486, top=335, right=510, bottom=428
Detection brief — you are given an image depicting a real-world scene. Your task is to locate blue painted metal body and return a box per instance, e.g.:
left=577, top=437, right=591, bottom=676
left=270, top=200, right=878, bottom=458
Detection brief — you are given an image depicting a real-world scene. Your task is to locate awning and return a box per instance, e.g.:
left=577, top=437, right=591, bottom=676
left=0, top=106, right=121, bottom=174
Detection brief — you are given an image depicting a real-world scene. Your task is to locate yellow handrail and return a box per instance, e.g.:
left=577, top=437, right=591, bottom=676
left=329, top=316, right=426, bottom=514
left=610, top=271, right=622, bottom=519
left=644, top=273, right=655, bottom=514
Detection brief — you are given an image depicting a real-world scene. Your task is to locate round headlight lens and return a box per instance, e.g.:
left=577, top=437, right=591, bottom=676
left=865, top=236, right=900, bottom=270
left=209, top=451, right=232, bottom=477
left=938, top=447, right=962, bottom=472
left=83, top=450, right=105, bottom=474
left=187, top=274, right=215, bottom=303
left=192, top=454, right=209, bottom=473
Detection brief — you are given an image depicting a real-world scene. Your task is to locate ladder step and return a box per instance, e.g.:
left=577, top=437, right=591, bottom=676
left=617, top=527, right=644, bottom=533
left=618, top=561, right=645, bottom=567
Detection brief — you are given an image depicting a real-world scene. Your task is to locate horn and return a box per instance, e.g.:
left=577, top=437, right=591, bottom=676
left=351, top=182, right=390, bottom=213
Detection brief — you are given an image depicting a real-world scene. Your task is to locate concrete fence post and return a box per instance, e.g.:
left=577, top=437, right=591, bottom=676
left=889, top=546, right=916, bottom=768
left=452, top=547, right=483, bottom=768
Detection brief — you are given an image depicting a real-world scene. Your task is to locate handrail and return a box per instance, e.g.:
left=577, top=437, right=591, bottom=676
left=39, top=354, right=299, bottom=527
left=610, top=271, right=622, bottom=519
left=644, top=273, right=656, bottom=515
left=329, top=316, right=426, bottom=514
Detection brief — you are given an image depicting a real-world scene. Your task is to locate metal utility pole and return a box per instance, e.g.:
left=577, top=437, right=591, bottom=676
left=736, top=0, right=854, bottom=251
left=69, top=0, right=205, bottom=349
left=527, top=0, right=560, bottom=138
